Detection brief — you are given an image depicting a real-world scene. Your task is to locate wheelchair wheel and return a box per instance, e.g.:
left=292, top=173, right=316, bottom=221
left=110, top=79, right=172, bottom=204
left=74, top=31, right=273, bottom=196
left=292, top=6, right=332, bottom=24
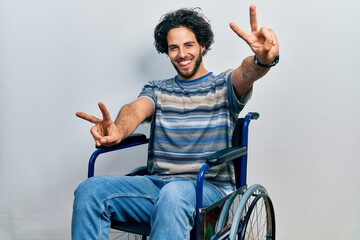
left=241, top=193, right=275, bottom=239
left=109, top=229, right=146, bottom=240
left=228, top=184, right=275, bottom=240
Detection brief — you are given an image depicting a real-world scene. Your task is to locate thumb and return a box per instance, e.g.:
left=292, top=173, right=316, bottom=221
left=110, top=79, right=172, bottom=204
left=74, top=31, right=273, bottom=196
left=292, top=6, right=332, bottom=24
left=99, top=134, right=121, bottom=147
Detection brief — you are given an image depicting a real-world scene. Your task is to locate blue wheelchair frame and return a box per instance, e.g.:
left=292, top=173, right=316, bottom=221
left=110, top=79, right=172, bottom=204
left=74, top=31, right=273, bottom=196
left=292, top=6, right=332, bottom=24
left=86, top=112, right=274, bottom=240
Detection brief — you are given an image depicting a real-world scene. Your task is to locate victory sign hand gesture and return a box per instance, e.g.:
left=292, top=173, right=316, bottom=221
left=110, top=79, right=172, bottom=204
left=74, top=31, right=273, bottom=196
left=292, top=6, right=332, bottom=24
left=230, top=4, right=279, bottom=65
left=76, top=102, right=122, bottom=147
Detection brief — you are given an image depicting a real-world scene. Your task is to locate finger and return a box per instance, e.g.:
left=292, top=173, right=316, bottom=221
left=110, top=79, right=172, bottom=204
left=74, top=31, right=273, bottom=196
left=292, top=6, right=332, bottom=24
left=91, top=127, right=115, bottom=147
left=270, top=30, right=278, bottom=47
left=99, top=135, right=120, bottom=147
left=75, top=111, right=101, bottom=124
left=98, top=102, right=112, bottom=121
left=90, top=126, right=105, bottom=143
left=229, top=22, right=250, bottom=44
left=249, top=4, right=258, bottom=32
left=259, top=28, right=277, bottom=51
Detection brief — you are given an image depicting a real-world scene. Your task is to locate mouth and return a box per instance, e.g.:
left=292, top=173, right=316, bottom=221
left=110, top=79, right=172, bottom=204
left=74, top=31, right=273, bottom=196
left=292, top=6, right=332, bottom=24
left=177, top=59, right=192, bottom=68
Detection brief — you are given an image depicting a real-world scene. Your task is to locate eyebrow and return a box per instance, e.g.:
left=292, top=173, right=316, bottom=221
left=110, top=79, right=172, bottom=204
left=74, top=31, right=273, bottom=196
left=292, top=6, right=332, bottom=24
left=168, top=41, right=196, bottom=48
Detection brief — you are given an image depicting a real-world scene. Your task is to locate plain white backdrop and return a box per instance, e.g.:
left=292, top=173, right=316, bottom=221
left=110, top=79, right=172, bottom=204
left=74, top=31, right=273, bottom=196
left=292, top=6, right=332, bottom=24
left=1, top=0, right=359, bottom=239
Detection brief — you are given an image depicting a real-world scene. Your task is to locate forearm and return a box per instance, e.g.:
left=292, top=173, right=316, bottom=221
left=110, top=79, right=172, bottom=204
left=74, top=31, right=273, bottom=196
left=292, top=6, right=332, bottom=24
left=114, top=97, right=154, bottom=141
left=241, top=55, right=271, bottom=82
left=232, top=55, right=271, bottom=96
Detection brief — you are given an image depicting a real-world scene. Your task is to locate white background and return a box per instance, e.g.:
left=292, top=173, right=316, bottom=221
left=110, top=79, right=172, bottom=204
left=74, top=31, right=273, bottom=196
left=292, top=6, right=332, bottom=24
left=1, top=0, right=359, bottom=239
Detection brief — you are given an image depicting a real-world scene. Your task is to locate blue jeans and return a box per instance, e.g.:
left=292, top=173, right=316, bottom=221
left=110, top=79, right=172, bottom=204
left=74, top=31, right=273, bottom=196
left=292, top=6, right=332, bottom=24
left=71, top=175, right=224, bottom=240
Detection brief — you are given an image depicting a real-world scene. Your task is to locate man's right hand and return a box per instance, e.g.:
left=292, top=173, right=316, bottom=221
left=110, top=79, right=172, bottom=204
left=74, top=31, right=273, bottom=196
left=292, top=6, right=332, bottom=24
left=76, top=102, right=122, bottom=147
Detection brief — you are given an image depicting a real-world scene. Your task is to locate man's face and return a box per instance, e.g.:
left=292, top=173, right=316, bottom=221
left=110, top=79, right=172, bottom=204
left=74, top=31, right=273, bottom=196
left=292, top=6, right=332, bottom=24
left=167, top=27, right=206, bottom=80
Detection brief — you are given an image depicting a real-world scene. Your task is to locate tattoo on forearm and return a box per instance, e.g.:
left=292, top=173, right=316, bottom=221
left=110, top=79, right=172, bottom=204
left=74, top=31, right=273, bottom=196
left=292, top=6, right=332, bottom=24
left=242, top=61, right=264, bottom=83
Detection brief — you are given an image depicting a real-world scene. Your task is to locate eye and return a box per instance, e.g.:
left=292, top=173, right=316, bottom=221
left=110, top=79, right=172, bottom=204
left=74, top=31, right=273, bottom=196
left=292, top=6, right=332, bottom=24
left=168, top=45, right=178, bottom=51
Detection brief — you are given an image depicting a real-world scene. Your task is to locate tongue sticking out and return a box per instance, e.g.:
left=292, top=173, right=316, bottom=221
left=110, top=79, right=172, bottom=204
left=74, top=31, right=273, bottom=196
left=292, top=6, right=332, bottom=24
left=179, top=60, right=191, bottom=67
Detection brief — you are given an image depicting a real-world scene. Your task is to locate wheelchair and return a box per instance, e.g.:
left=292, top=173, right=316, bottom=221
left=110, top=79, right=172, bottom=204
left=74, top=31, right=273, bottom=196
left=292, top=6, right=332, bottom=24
left=87, top=112, right=275, bottom=240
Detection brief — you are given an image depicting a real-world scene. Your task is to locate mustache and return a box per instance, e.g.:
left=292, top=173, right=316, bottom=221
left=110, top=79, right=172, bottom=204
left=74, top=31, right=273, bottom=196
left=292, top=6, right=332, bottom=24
left=175, top=56, right=193, bottom=62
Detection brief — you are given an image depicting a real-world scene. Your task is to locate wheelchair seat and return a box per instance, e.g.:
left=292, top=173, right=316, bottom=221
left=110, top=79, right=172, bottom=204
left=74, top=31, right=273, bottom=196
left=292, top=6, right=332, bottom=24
left=111, top=221, right=151, bottom=236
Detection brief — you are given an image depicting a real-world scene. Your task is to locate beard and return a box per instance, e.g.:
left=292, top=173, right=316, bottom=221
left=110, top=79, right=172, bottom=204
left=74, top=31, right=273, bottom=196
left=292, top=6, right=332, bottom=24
left=172, top=50, right=203, bottom=80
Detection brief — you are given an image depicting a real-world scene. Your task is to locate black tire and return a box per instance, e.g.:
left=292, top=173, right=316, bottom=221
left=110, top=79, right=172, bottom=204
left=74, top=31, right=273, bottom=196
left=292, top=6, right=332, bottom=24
left=240, top=193, right=275, bottom=240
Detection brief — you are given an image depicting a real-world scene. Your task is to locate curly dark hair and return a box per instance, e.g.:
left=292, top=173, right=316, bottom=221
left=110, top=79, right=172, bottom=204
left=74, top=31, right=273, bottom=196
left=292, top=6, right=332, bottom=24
left=154, top=8, right=214, bottom=56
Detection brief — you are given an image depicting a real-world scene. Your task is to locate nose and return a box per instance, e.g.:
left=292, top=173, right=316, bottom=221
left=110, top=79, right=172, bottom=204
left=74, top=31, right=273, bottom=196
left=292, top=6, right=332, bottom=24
left=178, top=46, right=187, bottom=58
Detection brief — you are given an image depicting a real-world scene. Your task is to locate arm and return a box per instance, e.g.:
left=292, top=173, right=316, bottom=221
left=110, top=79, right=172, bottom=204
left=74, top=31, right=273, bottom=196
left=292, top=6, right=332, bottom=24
left=76, top=97, right=154, bottom=147
left=230, top=4, right=279, bottom=96
left=113, top=97, right=154, bottom=142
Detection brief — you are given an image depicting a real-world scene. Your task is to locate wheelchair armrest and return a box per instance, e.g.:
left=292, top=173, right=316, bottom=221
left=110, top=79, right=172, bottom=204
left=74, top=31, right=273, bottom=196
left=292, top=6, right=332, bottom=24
left=206, top=146, right=247, bottom=165
left=95, top=133, right=148, bottom=152
left=88, top=133, right=149, bottom=178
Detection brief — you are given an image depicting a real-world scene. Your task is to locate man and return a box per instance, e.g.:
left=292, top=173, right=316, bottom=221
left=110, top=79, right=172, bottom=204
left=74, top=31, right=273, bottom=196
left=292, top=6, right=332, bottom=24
left=72, top=4, right=279, bottom=240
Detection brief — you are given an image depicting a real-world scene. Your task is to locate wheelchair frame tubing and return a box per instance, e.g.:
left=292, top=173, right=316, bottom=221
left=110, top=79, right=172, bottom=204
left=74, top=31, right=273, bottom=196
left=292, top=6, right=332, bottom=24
left=87, top=139, right=149, bottom=178
left=195, top=162, right=210, bottom=240
left=239, top=112, right=258, bottom=188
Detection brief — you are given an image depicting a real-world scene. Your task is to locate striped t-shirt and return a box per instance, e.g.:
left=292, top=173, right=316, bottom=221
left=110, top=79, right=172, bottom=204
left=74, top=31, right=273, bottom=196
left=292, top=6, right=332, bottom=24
left=139, top=69, right=252, bottom=193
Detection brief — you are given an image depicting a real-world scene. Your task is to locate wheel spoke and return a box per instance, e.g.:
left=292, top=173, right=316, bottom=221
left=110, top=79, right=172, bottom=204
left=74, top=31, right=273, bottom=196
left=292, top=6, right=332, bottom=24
left=242, top=193, right=274, bottom=240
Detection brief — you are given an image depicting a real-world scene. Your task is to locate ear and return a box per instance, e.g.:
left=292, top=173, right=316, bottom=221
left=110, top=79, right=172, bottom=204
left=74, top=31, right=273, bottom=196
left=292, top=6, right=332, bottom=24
left=201, top=45, right=206, bottom=54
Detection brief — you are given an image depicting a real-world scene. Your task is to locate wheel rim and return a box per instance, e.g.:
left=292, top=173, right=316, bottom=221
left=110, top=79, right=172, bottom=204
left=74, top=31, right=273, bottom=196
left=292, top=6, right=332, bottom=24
left=241, top=193, right=275, bottom=240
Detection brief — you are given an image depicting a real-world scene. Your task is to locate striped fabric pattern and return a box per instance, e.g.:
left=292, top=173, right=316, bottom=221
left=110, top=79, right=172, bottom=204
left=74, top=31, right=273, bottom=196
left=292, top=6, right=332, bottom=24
left=139, top=70, right=251, bottom=193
